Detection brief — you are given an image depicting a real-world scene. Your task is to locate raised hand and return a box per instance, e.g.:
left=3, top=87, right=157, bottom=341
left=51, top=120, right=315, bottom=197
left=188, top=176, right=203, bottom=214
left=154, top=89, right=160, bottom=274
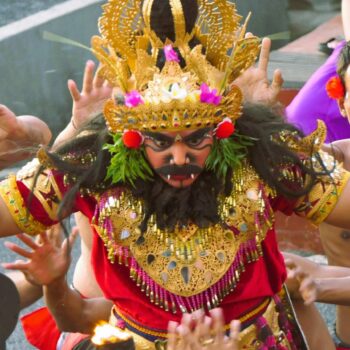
left=2, top=227, right=78, bottom=286
left=167, top=308, right=240, bottom=350
left=0, top=105, right=51, bottom=169
left=69, top=60, right=113, bottom=129
left=234, top=37, right=284, bottom=106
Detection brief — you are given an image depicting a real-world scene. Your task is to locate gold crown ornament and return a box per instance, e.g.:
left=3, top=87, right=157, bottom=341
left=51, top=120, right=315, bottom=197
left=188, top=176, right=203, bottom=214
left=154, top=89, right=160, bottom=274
left=92, top=0, right=260, bottom=138
left=91, top=0, right=261, bottom=185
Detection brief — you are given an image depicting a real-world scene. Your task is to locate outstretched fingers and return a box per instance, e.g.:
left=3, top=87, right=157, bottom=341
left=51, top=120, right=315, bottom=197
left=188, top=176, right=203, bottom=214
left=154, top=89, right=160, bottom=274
left=61, top=226, right=79, bottom=254
left=2, top=259, right=29, bottom=271
left=167, top=321, right=179, bottom=350
left=67, top=79, right=81, bottom=102
left=93, top=69, right=105, bottom=88
left=258, top=37, right=272, bottom=72
left=17, top=233, right=40, bottom=250
left=229, top=320, right=241, bottom=349
left=4, top=241, right=33, bottom=258
left=271, top=69, right=284, bottom=97
left=82, top=60, right=96, bottom=94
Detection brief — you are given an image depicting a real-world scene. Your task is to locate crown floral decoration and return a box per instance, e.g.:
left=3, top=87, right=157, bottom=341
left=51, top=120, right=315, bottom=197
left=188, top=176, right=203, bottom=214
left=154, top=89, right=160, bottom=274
left=326, top=76, right=345, bottom=99
left=92, top=0, right=261, bottom=185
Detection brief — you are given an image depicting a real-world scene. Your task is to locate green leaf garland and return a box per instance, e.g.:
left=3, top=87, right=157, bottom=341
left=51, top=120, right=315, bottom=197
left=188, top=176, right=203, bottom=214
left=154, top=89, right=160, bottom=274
left=206, top=132, right=255, bottom=178
left=103, top=133, right=153, bottom=187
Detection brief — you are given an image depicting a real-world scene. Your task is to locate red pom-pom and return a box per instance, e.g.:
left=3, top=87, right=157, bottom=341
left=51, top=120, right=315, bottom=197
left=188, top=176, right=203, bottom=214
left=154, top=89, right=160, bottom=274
left=122, top=130, right=143, bottom=148
left=326, top=76, right=345, bottom=99
left=215, top=118, right=235, bottom=139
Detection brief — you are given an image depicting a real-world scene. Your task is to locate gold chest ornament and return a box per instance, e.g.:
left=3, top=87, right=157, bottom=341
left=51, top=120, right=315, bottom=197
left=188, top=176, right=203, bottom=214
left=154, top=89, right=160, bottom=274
left=93, top=164, right=276, bottom=313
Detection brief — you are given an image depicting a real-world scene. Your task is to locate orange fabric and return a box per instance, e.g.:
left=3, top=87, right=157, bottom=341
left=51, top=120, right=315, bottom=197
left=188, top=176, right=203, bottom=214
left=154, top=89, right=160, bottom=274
left=21, top=306, right=61, bottom=350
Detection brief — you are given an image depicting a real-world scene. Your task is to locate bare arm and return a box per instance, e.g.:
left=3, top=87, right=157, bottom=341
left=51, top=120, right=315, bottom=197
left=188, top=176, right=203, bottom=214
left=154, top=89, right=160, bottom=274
left=342, top=0, right=350, bottom=41
left=0, top=197, right=22, bottom=237
left=316, top=277, right=350, bottom=306
left=325, top=179, right=350, bottom=228
left=43, top=278, right=112, bottom=333
left=0, top=105, right=51, bottom=169
left=2, top=231, right=112, bottom=333
left=283, top=252, right=350, bottom=279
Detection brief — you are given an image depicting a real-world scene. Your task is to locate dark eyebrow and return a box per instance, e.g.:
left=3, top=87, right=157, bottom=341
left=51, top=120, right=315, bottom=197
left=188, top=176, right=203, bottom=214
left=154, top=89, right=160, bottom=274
left=144, top=132, right=174, bottom=143
left=183, top=127, right=211, bottom=142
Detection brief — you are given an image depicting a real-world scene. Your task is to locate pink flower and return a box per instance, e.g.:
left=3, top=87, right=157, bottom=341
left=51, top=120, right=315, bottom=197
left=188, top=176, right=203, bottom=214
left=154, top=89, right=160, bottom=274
left=164, top=45, right=180, bottom=63
left=125, top=90, right=144, bottom=108
left=200, top=83, right=222, bottom=105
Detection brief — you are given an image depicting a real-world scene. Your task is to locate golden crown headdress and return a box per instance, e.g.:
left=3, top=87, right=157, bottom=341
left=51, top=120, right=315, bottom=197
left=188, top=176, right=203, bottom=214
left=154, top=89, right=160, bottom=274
left=92, top=0, right=260, bottom=134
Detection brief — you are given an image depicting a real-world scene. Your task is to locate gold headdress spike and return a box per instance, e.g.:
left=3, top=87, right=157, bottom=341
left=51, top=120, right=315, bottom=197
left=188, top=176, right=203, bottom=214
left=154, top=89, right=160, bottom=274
left=92, top=0, right=261, bottom=133
left=278, top=120, right=327, bottom=155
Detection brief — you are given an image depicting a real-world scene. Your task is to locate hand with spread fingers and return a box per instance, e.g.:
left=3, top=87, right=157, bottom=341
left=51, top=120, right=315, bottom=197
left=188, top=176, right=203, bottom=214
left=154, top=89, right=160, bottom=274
left=2, top=227, right=78, bottom=286
left=69, top=60, right=113, bottom=130
left=234, top=37, right=284, bottom=106
left=167, top=308, right=240, bottom=350
left=0, top=104, right=51, bottom=169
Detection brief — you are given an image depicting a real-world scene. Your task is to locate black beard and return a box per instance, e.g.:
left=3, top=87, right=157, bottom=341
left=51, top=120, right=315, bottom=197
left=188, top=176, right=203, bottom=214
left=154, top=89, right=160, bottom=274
left=129, top=170, right=225, bottom=233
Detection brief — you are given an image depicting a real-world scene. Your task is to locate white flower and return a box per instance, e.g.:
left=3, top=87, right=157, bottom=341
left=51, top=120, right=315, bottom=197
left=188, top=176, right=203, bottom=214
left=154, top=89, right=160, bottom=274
left=161, top=83, right=188, bottom=101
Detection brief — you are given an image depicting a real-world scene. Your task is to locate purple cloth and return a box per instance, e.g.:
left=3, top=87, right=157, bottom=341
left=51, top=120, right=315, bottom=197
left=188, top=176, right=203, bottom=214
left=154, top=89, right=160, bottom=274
left=286, top=41, right=350, bottom=142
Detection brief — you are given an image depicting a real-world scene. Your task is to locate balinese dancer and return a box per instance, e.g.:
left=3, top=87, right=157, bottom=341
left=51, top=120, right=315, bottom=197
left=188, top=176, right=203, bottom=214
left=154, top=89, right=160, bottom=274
left=1, top=0, right=350, bottom=349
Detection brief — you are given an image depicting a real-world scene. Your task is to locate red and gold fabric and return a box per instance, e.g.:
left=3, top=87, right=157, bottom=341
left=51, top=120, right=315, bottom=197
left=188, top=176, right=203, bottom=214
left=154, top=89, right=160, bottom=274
left=0, top=155, right=349, bottom=349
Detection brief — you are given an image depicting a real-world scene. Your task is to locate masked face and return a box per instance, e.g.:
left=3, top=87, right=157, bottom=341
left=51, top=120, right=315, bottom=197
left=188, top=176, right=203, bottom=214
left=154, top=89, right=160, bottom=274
left=143, top=127, right=213, bottom=188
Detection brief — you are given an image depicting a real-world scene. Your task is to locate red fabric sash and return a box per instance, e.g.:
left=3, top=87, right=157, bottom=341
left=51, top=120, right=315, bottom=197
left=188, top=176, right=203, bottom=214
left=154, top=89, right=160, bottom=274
left=21, top=306, right=61, bottom=350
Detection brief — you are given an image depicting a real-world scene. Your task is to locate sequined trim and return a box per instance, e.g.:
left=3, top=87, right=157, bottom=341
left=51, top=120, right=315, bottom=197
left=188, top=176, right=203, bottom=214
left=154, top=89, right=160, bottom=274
left=93, top=164, right=276, bottom=310
left=0, top=175, right=47, bottom=235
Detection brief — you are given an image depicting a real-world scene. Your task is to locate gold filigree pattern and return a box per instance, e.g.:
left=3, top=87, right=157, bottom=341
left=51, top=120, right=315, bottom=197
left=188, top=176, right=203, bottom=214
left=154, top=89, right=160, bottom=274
left=0, top=174, right=48, bottom=236
left=294, top=150, right=350, bottom=225
left=17, top=161, right=63, bottom=221
left=104, top=83, right=243, bottom=133
left=92, top=0, right=260, bottom=133
left=93, top=163, right=275, bottom=297
left=279, top=120, right=327, bottom=156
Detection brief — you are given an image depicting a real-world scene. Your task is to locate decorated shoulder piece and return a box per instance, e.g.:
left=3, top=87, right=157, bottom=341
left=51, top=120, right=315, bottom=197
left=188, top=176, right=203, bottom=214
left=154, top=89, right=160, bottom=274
left=0, top=159, right=60, bottom=235
left=90, top=0, right=260, bottom=185
left=294, top=149, right=350, bottom=225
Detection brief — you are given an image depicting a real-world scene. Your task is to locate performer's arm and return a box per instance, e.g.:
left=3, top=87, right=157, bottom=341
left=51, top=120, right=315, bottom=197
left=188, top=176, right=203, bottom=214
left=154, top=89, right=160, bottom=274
left=43, top=278, right=112, bottom=333
left=0, top=105, right=51, bottom=169
left=2, top=231, right=112, bottom=333
left=0, top=196, right=23, bottom=237
left=342, top=0, right=350, bottom=41
left=283, top=252, right=350, bottom=279
left=316, top=276, right=350, bottom=306
left=324, top=180, right=350, bottom=228
left=284, top=253, right=350, bottom=306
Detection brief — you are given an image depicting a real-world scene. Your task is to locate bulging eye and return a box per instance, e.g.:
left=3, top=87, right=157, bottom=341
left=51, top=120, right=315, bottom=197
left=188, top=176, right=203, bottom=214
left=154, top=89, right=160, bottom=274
left=153, top=139, right=171, bottom=149
left=186, top=137, right=205, bottom=147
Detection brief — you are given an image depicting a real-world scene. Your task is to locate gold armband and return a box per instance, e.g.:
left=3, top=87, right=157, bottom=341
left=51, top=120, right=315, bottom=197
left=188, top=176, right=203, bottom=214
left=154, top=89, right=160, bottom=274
left=294, top=152, right=350, bottom=225
left=0, top=174, right=48, bottom=235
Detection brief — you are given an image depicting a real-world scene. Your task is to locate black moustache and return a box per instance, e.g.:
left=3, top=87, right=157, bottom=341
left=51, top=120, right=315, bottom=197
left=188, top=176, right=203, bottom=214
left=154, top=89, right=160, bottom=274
left=156, top=164, right=203, bottom=176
